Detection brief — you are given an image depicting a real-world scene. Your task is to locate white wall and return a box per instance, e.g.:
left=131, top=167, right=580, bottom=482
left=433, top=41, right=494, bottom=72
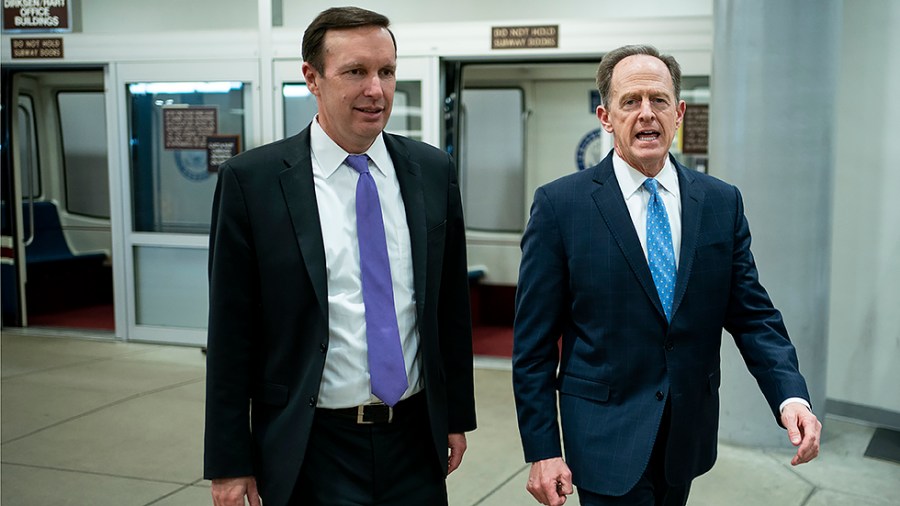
left=80, top=0, right=258, bottom=32
left=281, top=0, right=712, bottom=26
left=72, top=0, right=712, bottom=34
left=827, top=0, right=900, bottom=418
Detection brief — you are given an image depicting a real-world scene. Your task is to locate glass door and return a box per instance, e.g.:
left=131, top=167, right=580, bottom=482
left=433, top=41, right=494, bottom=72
left=115, top=61, right=260, bottom=345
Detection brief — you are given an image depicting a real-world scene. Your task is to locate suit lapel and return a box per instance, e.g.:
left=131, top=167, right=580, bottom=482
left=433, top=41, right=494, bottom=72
left=278, top=128, right=329, bottom=321
left=590, top=153, right=666, bottom=320
left=384, top=134, right=427, bottom=323
left=671, top=160, right=705, bottom=318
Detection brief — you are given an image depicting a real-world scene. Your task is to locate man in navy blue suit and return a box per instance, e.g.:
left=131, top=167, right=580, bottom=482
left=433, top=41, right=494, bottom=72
left=512, top=45, right=821, bottom=506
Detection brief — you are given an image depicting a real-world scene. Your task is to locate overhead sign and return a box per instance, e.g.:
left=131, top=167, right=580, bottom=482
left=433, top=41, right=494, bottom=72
left=10, top=36, right=62, bottom=58
left=492, top=25, right=559, bottom=49
left=3, top=0, right=71, bottom=32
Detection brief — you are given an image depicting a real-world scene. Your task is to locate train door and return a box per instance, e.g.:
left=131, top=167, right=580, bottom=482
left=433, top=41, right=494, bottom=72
left=1, top=68, right=114, bottom=332
left=442, top=60, right=606, bottom=357
left=116, top=60, right=260, bottom=345
left=443, top=59, right=710, bottom=358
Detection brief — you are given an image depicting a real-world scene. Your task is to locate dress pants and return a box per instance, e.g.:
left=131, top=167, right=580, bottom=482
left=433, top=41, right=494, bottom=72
left=292, top=393, right=447, bottom=506
left=578, top=399, right=691, bottom=506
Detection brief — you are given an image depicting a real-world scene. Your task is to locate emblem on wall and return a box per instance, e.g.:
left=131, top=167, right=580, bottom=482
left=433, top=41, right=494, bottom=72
left=576, top=128, right=607, bottom=171
left=175, top=150, right=212, bottom=182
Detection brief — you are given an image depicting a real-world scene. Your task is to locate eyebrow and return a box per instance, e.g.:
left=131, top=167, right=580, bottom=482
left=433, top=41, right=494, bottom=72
left=618, top=90, right=672, bottom=101
left=334, top=61, right=397, bottom=73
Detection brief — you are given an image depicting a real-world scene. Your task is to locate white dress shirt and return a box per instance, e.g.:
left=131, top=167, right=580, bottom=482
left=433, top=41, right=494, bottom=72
left=612, top=152, right=682, bottom=268
left=310, top=118, right=422, bottom=408
left=612, top=152, right=808, bottom=414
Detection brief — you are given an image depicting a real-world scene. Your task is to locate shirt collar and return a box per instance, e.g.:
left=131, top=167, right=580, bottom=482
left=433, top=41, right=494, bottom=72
left=612, top=151, right=680, bottom=200
left=310, top=116, right=391, bottom=178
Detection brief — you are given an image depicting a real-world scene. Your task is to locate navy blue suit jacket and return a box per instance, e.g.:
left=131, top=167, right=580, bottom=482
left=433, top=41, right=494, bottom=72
left=512, top=151, right=810, bottom=496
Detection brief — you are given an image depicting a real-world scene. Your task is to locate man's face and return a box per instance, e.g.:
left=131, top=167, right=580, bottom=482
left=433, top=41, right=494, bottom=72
left=597, top=54, right=685, bottom=177
left=302, top=26, right=396, bottom=154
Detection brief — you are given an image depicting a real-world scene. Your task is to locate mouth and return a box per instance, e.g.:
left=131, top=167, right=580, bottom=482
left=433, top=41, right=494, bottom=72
left=355, top=105, right=385, bottom=117
left=635, top=130, right=661, bottom=142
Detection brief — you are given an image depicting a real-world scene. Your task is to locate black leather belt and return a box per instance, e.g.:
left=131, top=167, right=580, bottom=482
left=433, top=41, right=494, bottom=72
left=319, top=393, right=421, bottom=424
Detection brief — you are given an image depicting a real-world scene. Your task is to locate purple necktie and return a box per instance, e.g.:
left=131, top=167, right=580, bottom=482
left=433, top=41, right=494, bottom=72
left=346, top=154, right=408, bottom=406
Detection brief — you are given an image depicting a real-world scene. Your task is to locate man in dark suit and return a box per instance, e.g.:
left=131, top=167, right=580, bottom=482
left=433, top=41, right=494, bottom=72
left=203, top=7, right=476, bottom=506
left=512, top=45, right=821, bottom=506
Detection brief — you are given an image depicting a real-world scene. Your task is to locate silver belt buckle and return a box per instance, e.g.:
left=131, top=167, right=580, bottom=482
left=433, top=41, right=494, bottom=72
left=356, top=403, right=393, bottom=424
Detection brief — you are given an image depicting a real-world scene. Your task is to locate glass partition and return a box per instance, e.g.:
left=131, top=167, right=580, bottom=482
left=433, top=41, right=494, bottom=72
left=133, top=245, right=208, bottom=328
left=389, top=82, right=422, bottom=140
left=282, top=83, right=317, bottom=138
left=127, top=81, right=246, bottom=234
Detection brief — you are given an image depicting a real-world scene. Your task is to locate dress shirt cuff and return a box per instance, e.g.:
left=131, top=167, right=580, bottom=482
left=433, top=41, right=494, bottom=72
left=779, top=397, right=811, bottom=413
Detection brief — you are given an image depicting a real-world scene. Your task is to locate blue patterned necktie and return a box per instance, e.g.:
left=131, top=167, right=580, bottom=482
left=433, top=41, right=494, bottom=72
left=346, top=154, right=408, bottom=406
left=644, top=178, right=676, bottom=321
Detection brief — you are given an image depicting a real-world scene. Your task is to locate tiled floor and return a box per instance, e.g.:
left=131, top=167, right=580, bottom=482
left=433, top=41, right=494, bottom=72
left=2, top=330, right=898, bottom=505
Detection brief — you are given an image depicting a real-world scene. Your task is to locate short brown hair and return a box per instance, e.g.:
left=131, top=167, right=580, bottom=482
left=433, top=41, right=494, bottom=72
left=301, top=6, right=396, bottom=73
left=595, top=44, right=682, bottom=106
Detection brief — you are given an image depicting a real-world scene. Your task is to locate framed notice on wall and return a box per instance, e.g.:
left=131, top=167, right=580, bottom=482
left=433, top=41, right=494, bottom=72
left=682, top=104, right=709, bottom=155
left=207, top=135, right=240, bottom=172
left=3, top=0, right=72, bottom=33
left=163, top=106, right=218, bottom=150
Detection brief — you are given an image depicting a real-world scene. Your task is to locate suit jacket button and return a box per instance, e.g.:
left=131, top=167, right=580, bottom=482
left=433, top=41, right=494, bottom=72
left=309, top=396, right=316, bottom=407
left=320, top=343, right=327, bottom=353
left=665, top=341, right=674, bottom=351
left=656, top=391, right=665, bottom=401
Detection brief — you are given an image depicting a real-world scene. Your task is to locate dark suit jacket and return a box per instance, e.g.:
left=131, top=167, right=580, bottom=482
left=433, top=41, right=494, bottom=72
left=512, top=151, right=810, bottom=496
left=203, top=126, right=476, bottom=506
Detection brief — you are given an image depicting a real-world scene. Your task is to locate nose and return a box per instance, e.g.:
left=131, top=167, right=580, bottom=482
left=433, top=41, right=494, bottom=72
left=638, top=98, right=654, bottom=121
left=363, top=75, right=384, bottom=99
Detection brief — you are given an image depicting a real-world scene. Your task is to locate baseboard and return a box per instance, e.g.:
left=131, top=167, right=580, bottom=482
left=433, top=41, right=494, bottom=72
left=826, top=399, right=900, bottom=430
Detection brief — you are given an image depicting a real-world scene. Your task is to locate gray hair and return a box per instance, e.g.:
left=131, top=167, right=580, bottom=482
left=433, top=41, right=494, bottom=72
left=595, top=44, right=682, bottom=106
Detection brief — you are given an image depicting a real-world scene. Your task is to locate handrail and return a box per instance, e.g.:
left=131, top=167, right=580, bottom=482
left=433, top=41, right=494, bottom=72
left=23, top=154, right=35, bottom=248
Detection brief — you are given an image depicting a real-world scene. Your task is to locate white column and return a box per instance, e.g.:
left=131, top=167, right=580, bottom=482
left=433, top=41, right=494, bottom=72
left=709, top=0, right=840, bottom=446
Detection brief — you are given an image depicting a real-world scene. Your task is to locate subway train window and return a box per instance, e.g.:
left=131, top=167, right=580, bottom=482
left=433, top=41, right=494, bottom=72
left=17, top=95, right=41, bottom=200
left=282, top=81, right=421, bottom=140
left=127, top=81, right=246, bottom=234
left=460, top=88, right=525, bottom=233
left=58, top=92, right=110, bottom=219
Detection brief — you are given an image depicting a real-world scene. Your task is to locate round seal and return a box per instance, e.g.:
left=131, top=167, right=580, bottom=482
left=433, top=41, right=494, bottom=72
left=575, top=128, right=607, bottom=171
left=175, top=150, right=212, bottom=182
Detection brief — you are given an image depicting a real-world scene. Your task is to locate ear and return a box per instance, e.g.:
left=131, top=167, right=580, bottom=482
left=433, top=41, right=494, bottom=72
left=301, top=62, right=320, bottom=96
left=597, top=105, right=614, bottom=133
left=675, top=100, right=686, bottom=129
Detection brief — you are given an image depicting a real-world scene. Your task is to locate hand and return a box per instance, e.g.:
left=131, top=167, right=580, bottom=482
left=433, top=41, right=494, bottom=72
left=211, top=476, right=261, bottom=506
left=526, top=457, right=573, bottom=506
left=447, top=433, right=468, bottom=475
left=781, top=402, right=822, bottom=465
